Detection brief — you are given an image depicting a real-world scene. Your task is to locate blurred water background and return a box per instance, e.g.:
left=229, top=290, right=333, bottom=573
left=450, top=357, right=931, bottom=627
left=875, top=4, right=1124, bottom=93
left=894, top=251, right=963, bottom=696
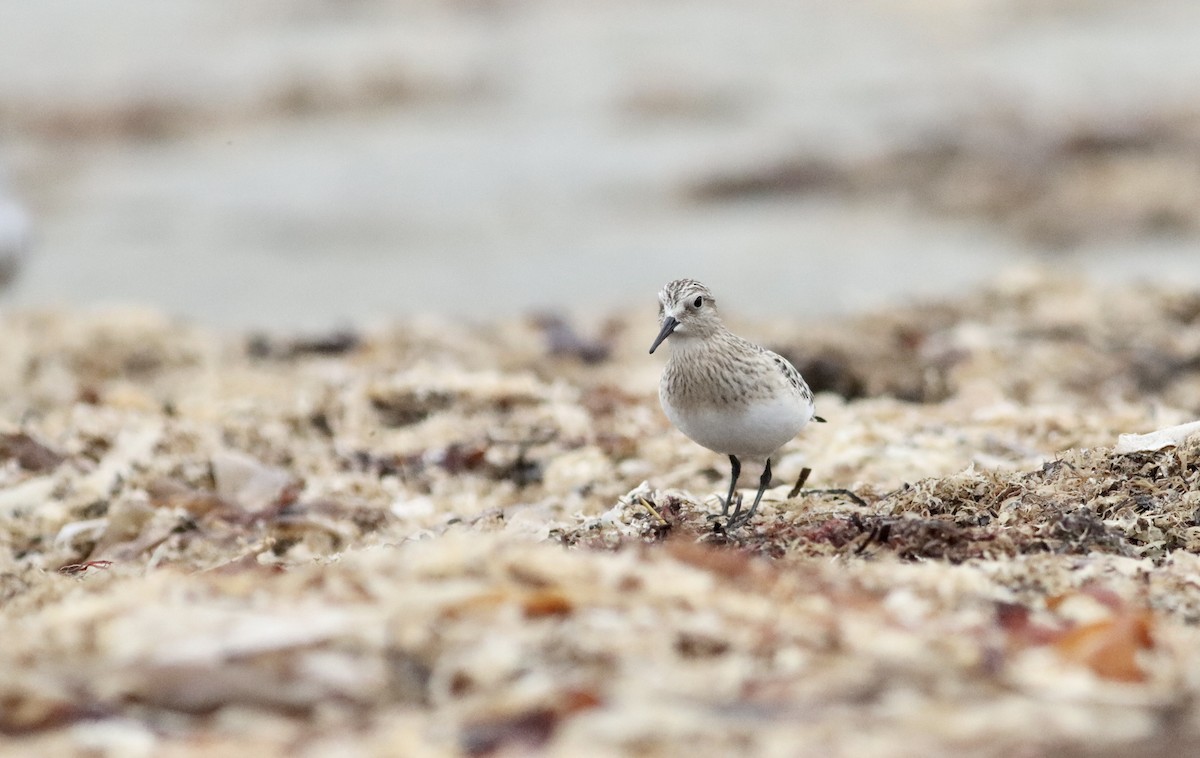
left=2, top=0, right=1199, bottom=329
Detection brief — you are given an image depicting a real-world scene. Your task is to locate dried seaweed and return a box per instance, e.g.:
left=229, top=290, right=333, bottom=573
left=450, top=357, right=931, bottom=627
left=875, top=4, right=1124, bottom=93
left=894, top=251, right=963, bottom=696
left=5, top=277, right=1200, bottom=755
left=0, top=433, right=64, bottom=472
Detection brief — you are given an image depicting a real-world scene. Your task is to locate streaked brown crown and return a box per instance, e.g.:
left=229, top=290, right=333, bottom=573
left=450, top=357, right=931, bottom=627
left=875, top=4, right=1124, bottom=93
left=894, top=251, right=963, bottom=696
left=658, top=278, right=715, bottom=310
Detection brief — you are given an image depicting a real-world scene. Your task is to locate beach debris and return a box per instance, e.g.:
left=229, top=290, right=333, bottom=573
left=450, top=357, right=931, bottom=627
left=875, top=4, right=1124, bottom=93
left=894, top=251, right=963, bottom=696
left=246, top=329, right=361, bottom=360
left=211, top=451, right=299, bottom=513
left=0, top=432, right=65, bottom=472
left=1115, top=419, right=1200, bottom=454
left=58, top=560, right=114, bottom=576
left=530, top=313, right=612, bottom=364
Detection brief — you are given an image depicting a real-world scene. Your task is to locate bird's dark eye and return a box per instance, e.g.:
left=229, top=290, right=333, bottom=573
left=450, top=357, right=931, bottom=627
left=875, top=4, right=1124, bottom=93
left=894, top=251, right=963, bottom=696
left=693, top=296, right=703, bottom=308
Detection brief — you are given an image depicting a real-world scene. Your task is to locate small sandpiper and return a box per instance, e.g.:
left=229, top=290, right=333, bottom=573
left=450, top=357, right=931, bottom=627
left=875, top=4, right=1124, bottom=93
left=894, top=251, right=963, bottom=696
left=649, top=278, right=824, bottom=529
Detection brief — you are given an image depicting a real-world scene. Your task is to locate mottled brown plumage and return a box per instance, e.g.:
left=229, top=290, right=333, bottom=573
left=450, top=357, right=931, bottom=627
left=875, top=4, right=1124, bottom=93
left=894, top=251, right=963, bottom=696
left=650, top=278, right=821, bottom=528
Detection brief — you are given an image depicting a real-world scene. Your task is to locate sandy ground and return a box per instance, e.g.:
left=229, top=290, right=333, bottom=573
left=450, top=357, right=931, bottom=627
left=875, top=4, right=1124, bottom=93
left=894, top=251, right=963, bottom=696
left=3, top=272, right=1200, bottom=756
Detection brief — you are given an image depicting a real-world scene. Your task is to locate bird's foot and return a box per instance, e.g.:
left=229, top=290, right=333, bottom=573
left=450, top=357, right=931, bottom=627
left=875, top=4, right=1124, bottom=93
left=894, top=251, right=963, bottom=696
left=725, top=511, right=753, bottom=530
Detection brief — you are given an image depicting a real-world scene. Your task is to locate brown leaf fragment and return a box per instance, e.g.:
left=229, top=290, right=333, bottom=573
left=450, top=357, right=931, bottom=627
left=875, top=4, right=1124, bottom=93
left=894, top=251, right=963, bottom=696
left=531, top=313, right=611, bottom=364
left=521, top=589, right=574, bottom=619
left=560, top=688, right=603, bottom=714
left=1053, top=612, right=1155, bottom=682
left=995, top=602, right=1060, bottom=648
left=369, top=388, right=454, bottom=427
left=460, top=693, right=604, bottom=758
left=461, top=708, right=560, bottom=756
left=0, top=692, right=111, bottom=735
left=675, top=631, right=731, bottom=658
left=246, top=329, right=361, bottom=359
left=0, top=433, right=65, bottom=472
left=437, top=443, right=488, bottom=474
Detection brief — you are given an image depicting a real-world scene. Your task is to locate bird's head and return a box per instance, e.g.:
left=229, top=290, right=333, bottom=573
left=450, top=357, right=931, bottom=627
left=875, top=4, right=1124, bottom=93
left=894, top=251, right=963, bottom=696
left=649, top=278, right=720, bottom=354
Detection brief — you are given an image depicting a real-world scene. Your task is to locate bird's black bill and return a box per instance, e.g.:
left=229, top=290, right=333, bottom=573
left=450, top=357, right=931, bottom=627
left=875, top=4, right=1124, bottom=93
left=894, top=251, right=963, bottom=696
left=648, top=316, right=679, bottom=354
left=814, top=415, right=827, bottom=423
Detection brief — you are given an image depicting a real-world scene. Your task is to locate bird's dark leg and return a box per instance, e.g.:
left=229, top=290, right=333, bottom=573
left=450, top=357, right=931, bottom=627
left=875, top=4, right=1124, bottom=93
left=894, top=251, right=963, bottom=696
left=729, top=459, right=772, bottom=528
left=721, top=455, right=741, bottom=518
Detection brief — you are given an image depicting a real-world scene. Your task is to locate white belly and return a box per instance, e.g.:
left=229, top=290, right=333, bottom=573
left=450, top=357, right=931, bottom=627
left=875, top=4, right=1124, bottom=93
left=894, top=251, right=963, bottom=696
left=661, top=391, right=812, bottom=460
